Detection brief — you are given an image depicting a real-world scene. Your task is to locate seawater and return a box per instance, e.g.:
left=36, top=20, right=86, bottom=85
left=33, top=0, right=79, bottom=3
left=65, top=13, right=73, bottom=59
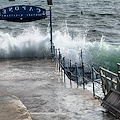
left=0, top=0, right=120, bottom=72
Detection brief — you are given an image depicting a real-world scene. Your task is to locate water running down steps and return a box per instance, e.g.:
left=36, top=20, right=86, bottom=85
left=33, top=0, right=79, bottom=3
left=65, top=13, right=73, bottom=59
left=0, top=59, right=116, bottom=120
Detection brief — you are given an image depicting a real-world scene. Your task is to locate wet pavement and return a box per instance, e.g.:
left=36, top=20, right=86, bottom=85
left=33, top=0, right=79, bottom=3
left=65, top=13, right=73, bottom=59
left=0, top=59, right=117, bottom=120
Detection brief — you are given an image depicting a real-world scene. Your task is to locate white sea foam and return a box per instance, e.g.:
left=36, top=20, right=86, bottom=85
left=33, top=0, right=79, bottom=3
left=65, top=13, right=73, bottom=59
left=0, top=26, right=51, bottom=58
left=0, top=26, right=119, bottom=72
left=53, top=30, right=120, bottom=72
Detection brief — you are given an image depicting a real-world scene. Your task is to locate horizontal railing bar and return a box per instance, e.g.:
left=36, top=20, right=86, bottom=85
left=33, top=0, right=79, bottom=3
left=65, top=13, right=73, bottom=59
left=117, top=63, right=120, bottom=66
left=101, top=77, right=117, bottom=84
left=100, top=67, right=118, bottom=77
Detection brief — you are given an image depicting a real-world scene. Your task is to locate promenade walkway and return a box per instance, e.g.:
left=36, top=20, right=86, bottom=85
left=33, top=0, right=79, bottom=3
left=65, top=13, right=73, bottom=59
left=0, top=59, right=116, bottom=120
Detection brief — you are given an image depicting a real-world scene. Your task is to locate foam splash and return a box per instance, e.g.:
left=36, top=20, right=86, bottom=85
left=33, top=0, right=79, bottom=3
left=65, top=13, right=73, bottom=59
left=0, top=26, right=51, bottom=58
left=53, top=30, right=120, bottom=72
left=85, top=41, right=120, bottom=72
left=0, top=26, right=119, bottom=72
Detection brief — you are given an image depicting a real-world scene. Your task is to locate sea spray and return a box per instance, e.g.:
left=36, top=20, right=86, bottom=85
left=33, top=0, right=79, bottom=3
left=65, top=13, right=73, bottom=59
left=53, top=30, right=120, bottom=73
left=0, top=26, right=119, bottom=73
left=0, top=26, right=51, bottom=58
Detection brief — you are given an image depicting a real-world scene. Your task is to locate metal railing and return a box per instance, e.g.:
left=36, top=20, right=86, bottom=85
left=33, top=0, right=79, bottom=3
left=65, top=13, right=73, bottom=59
left=99, top=67, right=120, bottom=96
left=53, top=47, right=120, bottom=98
left=53, top=48, right=102, bottom=98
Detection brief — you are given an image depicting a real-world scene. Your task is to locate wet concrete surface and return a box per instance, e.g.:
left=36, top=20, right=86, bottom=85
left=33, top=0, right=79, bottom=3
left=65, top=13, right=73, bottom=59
left=0, top=59, right=117, bottom=120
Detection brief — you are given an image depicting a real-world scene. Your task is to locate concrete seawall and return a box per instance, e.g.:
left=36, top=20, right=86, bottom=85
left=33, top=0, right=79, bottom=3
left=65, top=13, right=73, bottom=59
left=0, top=59, right=116, bottom=120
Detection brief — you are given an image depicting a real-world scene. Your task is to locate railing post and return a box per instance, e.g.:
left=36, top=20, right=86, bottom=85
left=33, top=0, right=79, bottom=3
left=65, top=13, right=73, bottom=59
left=75, top=63, right=78, bottom=87
left=105, top=71, right=109, bottom=94
left=117, top=63, right=120, bottom=91
left=82, top=61, right=85, bottom=89
left=99, top=67, right=105, bottom=95
left=63, top=57, right=65, bottom=82
left=61, top=58, right=63, bottom=77
left=81, top=49, right=83, bottom=60
left=70, top=60, right=72, bottom=83
left=55, top=49, right=58, bottom=68
left=117, top=76, right=120, bottom=91
left=58, top=49, right=61, bottom=72
left=49, top=6, right=53, bottom=57
left=92, top=65, right=95, bottom=97
left=110, top=74, right=113, bottom=89
left=81, top=49, right=85, bottom=89
left=117, top=63, right=120, bottom=73
left=53, top=45, right=55, bottom=56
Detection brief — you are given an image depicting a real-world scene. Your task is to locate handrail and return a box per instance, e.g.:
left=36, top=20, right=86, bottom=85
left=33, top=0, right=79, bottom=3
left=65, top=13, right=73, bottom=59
left=56, top=49, right=97, bottom=91
left=54, top=48, right=120, bottom=98
left=100, top=67, right=118, bottom=77
left=99, top=66, right=120, bottom=95
left=117, top=63, right=120, bottom=74
left=117, top=63, right=120, bottom=66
